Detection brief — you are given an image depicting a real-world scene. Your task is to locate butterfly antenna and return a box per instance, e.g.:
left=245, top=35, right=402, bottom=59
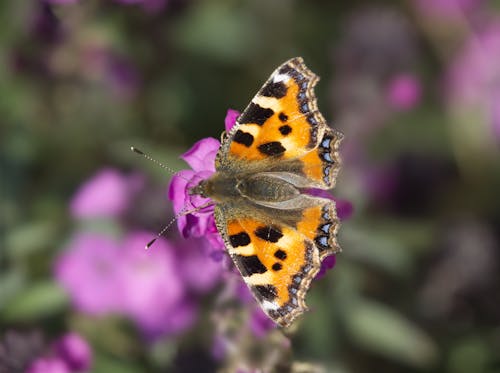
left=130, top=146, right=190, bottom=182
left=145, top=200, right=215, bottom=250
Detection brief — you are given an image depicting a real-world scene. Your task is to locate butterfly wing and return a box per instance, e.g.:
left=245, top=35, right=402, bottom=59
left=214, top=195, right=340, bottom=327
left=216, top=57, right=342, bottom=189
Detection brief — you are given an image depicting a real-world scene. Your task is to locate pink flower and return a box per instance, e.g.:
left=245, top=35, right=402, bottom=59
left=55, top=231, right=198, bottom=337
left=315, top=255, right=336, bottom=279
left=70, top=168, right=144, bottom=219
left=224, top=109, right=240, bottom=132
left=249, top=308, right=276, bottom=338
left=177, top=237, right=223, bottom=292
left=168, top=109, right=240, bottom=250
left=447, top=22, right=500, bottom=143
left=55, top=233, right=124, bottom=315
left=54, top=333, right=92, bottom=372
left=27, top=358, right=69, bottom=373
left=386, top=74, right=422, bottom=111
left=115, top=232, right=187, bottom=335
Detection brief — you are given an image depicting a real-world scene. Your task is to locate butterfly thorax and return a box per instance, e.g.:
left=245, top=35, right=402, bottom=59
left=191, top=172, right=300, bottom=204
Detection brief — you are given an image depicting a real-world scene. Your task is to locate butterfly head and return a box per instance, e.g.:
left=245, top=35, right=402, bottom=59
left=188, top=179, right=209, bottom=198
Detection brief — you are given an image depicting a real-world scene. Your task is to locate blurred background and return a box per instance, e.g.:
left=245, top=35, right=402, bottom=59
left=1, top=0, right=500, bottom=372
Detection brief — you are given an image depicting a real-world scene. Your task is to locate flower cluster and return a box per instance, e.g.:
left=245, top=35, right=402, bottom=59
left=27, top=333, right=92, bottom=373
left=56, top=168, right=221, bottom=338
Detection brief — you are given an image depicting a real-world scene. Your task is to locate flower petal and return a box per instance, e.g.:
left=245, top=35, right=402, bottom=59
left=181, top=137, right=220, bottom=172
left=224, top=109, right=240, bottom=132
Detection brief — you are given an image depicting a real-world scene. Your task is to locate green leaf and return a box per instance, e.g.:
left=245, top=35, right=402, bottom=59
left=448, top=337, right=491, bottom=373
left=340, top=225, right=414, bottom=277
left=172, top=2, right=260, bottom=62
left=344, top=298, right=438, bottom=369
left=92, top=353, right=144, bottom=373
left=6, top=221, right=58, bottom=260
left=0, top=269, right=26, bottom=309
left=2, top=281, right=68, bottom=320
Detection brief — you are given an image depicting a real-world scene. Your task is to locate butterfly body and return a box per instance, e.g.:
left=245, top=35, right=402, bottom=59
left=190, top=57, right=343, bottom=327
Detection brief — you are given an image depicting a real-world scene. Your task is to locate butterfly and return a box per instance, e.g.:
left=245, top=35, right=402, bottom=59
left=190, top=57, right=343, bottom=328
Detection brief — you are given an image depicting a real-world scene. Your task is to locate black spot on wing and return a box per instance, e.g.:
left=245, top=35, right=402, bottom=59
left=279, top=112, right=288, bottom=122
left=258, top=141, right=286, bottom=156
left=261, top=81, right=287, bottom=98
left=235, top=255, right=267, bottom=276
left=274, top=249, right=287, bottom=260
left=238, top=103, right=274, bottom=126
left=279, top=125, right=292, bottom=136
left=233, top=130, right=254, bottom=147
left=272, top=262, right=282, bottom=271
left=254, top=226, right=283, bottom=243
left=229, top=232, right=251, bottom=247
left=252, top=284, right=277, bottom=302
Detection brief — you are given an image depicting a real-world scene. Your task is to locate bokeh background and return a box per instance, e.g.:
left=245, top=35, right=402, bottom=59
left=1, top=0, right=500, bottom=372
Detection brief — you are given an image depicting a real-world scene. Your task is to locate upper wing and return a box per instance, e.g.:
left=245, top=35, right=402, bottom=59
left=217, top=57, right=326, bottom=163
left=216, top=57, right=343, bottom=189
left=214, top=196, right=341, bottom=328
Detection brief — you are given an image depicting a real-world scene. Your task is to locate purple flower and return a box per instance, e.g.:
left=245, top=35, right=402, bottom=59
left=177, top=237, right=223, bottom=292
left=249, top=308, right=276, bottom=338
left=55, top=231, right=198, bottom=337
left=55, top=233, right=123, bottom=315
left=27, top=358, right=69, bottom=373
left=315, top=255, right=336, bottom=279
left=224, top=109, right=240, bottom=131
left=70, top=168, right=144, bottom=219
left=54, top=333, right=92, bottom=372
left=447, top=23, right=500, bottom=143
left=115, top=232, right=187, bottom=334
left=386, top=74, right=422, bottom=111
left=168, top=110, right=240, bottom=249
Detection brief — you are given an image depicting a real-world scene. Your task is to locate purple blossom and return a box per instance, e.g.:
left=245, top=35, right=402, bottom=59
left=115, top=232, right=186, bottom=334
left=177, top=237, right=223, bottom=292
left=316, top=255, right=336, bottom=279
left=27, top=357, right=69, bottom=373
left=446, top=23, right=500, bottom=143
left=70, top=168, right=144, bottom=219
left=249, top=308, right=276, bottom=338
left=386, top=73, right=422, bottom=111
left=168, top=110, right=240, bottom=250
left=55, top=233, right=123, bottom=315
left=54, top=333, right=92, bottom=372
left=224, top=109, right=240, bottom=131
left=55, top=231, right=199, bottom=337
